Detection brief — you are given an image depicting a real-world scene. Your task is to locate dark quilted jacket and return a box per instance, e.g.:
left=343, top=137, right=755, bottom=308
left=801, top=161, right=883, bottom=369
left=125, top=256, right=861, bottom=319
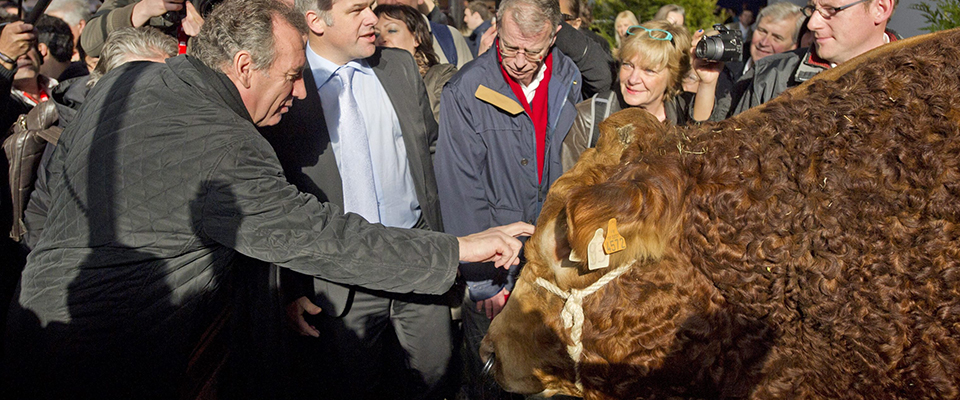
left=4, top=56, right=459, bottom=398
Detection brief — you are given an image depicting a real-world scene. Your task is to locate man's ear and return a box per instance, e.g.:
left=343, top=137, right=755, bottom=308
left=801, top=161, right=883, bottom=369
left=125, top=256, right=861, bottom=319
left=37, top=43, right=49, bottom=58
left=305, top=10, right=327, bottom=36
left=873, top=0, right=895, bottom=25
left=232, top=50, right=256, bottom=89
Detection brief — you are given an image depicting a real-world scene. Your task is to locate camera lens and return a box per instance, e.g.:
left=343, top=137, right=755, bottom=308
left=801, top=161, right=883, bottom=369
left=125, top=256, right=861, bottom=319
left=695, top=37, right=724, bottom=60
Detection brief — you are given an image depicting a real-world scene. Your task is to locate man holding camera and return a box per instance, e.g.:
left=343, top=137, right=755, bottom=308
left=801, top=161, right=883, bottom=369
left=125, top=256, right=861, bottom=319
left=0, top=19, right=38, bottom=131
left=80, top=0, right=206, bottom=57
left=725, top=0, right=899, bottom=117
left=702, top=2, right=803, bottom=120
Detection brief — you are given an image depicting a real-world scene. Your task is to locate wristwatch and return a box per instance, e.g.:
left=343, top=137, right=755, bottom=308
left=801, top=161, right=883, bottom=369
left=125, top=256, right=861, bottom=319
left=0, top=50, right=14, bottom=65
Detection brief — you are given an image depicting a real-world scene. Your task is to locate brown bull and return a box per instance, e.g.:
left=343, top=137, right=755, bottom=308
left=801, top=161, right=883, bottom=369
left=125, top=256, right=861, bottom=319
left=480, top=28, right=960, bottom=399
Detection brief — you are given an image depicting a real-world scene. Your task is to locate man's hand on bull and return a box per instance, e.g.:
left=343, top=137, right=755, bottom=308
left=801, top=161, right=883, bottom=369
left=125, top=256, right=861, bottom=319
left=0, top=22, right=37, bottom=70
left=478, top=288, right=510, bottom=319
left=285, top=296, right=323, bottom=337
left=132, top=0, right=185, bottom=28
left=457, top=221, right=535, bottom=268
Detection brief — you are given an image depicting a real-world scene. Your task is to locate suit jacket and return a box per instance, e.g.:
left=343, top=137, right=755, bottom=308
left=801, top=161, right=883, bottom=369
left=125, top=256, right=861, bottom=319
left=262, top=47, right=442, bottom=316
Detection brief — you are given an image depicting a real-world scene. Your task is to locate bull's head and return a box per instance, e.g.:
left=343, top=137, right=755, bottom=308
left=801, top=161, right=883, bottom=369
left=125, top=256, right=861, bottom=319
left=481, top=109, right=739, bottom=399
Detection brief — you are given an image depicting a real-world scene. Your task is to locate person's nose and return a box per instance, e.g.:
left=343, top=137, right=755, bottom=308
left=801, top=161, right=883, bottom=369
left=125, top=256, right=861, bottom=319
left=292, top=75, right=307, bottom=100
left=807, top=9, right=827, bottom=31
left=510, top=54, right=530, bottom=70
left=758, top=33, right=771, bottom=47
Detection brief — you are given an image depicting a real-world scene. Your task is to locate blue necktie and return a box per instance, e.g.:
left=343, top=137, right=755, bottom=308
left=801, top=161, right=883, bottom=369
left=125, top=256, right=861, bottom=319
left=335, top=66, right=380, bottom=223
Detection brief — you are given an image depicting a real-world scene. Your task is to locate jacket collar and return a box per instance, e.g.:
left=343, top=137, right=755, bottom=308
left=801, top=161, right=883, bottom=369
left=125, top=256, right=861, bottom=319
left=183, top=55, right=253, bottom=123
left=473, top=47, right=577, bottom=116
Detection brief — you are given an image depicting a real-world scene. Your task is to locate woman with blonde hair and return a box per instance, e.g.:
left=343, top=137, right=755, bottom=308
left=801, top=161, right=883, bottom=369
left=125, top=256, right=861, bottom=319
left=613, top=10, right=639, bottom=55
left=562, top=19, right=719, bottom=170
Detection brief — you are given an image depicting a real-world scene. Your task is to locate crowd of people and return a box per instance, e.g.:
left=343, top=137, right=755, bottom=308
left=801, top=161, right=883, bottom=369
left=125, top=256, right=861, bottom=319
left=0, top=0, right=902, bottom=398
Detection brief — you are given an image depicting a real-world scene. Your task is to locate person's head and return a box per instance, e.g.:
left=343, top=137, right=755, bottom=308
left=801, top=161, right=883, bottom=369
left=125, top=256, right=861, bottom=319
left=374, top=4, right=439, bottom=75
left=614, top=10, right=639, bottom=47
left=495, top=0, right=562, bottom=87
left=579, top=0, right=593, bottom=26
left=739, top=8, right=755, bottom=26
left=558, top=0, right=581, bottom=29
left=13, top=46, right=43, bottom=84
left=297, top=0, right=379, bottom=66
left=654, top=4, right=685, bottom=26
left=192, top=0, right=308, bottom=127
left=464, top=1, right=492, bottom=31
left=750, top=2, right=803, bottom=61
left=87, top=27, right=177, bottom=87
left=803, top=0, right=896, bottom=65
left=0, top=1, right=16, bottom=15
left=617, top=20, right=690, bottom=113
left=36, top=14, right=74, bottom=78
left=46, top=0, right=91, bottom=48
left=375, top=0, right=421, bottom=11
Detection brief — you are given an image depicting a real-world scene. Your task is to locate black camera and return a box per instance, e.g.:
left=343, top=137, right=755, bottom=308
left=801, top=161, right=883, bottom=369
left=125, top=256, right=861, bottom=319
left=161, top=0, right=222, bottom=25
left=695, top=24, right=743, bottom=63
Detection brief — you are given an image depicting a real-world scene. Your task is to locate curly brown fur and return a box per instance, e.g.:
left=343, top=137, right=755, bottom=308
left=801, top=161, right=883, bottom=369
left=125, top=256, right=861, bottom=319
left=483, top=27, right=960, bottom=399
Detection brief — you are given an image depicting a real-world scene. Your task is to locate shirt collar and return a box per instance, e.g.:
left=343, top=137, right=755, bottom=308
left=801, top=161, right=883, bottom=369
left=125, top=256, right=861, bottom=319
left=306, top=44, right=375, bottom=91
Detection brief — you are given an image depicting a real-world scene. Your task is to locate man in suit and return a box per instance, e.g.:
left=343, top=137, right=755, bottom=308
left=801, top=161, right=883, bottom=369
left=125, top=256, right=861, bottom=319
left=261, top=0, right=452, bottom=399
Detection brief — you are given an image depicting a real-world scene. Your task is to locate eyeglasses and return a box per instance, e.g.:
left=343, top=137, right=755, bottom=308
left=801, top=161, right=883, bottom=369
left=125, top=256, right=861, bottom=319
left=801, top=0, right=871, bottom=18
left=498, top=38, right=550, bottom=63
left=625, top=25, right=673, bottom=42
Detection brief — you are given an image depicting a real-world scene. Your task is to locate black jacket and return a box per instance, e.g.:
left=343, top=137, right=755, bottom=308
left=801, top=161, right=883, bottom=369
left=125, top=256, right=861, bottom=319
left=3, top=56, right=460, bottom=398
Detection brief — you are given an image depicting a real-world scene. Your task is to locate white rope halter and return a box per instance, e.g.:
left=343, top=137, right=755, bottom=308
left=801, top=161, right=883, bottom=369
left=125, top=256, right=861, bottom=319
left=534, top=261, right=635, bottom=391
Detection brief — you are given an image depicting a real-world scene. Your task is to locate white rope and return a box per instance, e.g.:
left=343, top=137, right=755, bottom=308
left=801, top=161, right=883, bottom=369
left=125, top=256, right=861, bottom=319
left=534, top=261, right=635, bottom=392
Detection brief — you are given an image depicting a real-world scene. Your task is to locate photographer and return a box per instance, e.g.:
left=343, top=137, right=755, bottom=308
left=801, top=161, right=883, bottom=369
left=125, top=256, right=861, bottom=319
left=1, top=19, right=39, bottom=132
left=80, top=0, right=206, bottom=57
left=701, top=2, right=804, bottom=120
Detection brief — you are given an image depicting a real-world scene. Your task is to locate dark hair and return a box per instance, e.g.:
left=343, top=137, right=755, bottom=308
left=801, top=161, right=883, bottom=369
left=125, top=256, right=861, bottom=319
left=36, top=14, right=74, bottom=63
left=373, top=4, right=440, bottom=76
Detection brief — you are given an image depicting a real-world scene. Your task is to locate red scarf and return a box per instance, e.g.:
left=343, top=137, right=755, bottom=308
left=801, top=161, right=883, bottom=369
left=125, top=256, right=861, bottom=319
left=498, top=43, right=553, bottom=184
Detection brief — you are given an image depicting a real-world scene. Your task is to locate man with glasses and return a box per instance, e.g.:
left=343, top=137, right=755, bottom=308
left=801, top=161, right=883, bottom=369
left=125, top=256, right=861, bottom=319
left=434, top=0, right=580, bottom=397
left=724, top=0, right=898, bottom=117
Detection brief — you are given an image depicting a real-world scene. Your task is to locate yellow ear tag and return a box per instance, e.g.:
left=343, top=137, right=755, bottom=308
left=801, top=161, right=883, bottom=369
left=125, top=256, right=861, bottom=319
left=603, top=218, right=626, bottom=254
left=587, top=228, right=610, bottom=270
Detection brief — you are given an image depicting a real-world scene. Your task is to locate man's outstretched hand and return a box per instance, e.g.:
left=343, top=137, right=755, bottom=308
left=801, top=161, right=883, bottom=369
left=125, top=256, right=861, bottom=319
left=457, top=221, right=535, bottom=268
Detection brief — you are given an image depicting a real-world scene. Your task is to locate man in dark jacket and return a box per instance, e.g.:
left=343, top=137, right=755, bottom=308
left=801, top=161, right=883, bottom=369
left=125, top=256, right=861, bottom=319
left=2, top=0, right=530, bottom=398
left=261, top=0, right=457, bottom=398
left=434, top=0, right=580, bottom=397
left=463, top=0, right=491, bottom=57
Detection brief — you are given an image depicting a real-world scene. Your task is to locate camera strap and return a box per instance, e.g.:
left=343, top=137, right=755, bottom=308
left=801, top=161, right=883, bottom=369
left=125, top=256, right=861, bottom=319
left=177, top=25, right=188, bottom=55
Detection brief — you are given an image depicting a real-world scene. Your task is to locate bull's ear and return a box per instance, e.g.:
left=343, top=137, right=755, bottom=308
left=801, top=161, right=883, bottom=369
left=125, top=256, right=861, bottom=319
left=565, top=161, right=683, bottom=268
left=553, top=206, right=579, bottom=267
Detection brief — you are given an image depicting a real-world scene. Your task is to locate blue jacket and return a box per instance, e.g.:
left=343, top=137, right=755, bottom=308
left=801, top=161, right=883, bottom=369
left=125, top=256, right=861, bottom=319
left=435, top=48, right=581, bottom=300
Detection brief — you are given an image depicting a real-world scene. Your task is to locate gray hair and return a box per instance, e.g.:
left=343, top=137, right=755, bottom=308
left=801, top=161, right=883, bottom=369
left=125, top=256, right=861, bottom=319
left=190, top=0, right=307, bottom=72
left=756, top=2, right=804, bottom=44
left=295, top=0, right=334, bottom=26
left=87, top=27, right=178, bottom=87
left=654, top=4, right=685, bottom=20
left=46, top=0, right=92, bottom=26
left=496, top=0, right=561, bottom=37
